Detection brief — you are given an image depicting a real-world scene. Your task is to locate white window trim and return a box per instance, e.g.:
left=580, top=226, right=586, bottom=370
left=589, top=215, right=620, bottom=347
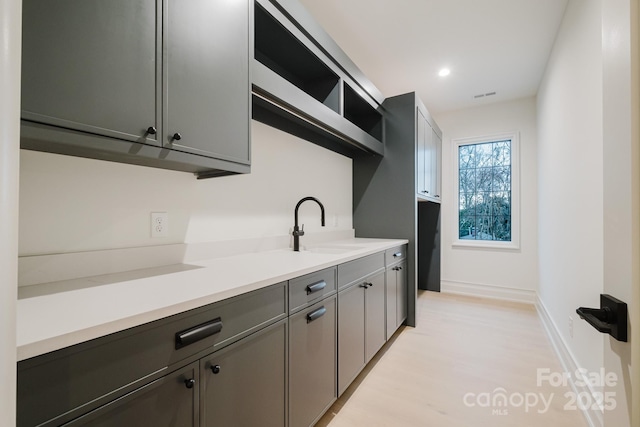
left=452, top=131, right=520, bottom=250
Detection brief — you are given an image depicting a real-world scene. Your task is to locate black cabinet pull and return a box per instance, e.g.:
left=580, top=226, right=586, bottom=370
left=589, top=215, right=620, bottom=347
left=184, top=378, right=196, bottom=389
left=393, top=252, right=403, bottom=258
left=306, top=306, right=326, bottom=323
left=306, top=280, right=327, bottom=295
left=175, top=317, right=223, bottom=349
left=146, top=126, right=157, bottom=135
left=393, top=266, right=403, bottom=271
left=211, top=364, right=221, bottom=374
left=367, top=282, right=373, bottom=288
left=172, top=132, right=182, bottom=141
left=359, top=283, right=369, bottom=289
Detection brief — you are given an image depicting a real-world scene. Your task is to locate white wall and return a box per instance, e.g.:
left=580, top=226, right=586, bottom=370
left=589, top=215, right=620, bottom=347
left=537, top=0, right=604, bottom=390
left=19, top=120, right=353, bottom=256
left=434, top=97, right=539, bottom=301
left=0, top=0, right=20, bottom=423
left=600, top=0, right=639, bottom=425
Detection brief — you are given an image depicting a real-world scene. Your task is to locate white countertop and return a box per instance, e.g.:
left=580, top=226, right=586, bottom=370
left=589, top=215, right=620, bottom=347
left=17, top=238, right=407, bottom=361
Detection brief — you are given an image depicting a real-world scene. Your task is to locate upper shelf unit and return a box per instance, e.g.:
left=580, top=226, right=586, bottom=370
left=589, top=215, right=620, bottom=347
left=252, top=0, right=385, bottom=156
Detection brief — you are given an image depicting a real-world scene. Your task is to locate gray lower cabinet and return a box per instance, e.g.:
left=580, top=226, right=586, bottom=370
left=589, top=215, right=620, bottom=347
left=17, top=282, right=286, bottom=427
left=200, top=320, right=287, bottom=427
left=288, top=267, right=337, bottom=427
left=21, top=0, right=251, bottom=177
left=364, top=271, right=386, bottom=363
left=386, top=260, right=408, bottom=338
left=289, top=297, right=337, bottom=427
left=337, top=269, right=385, bottom=396
left=385, top=245, right=408, bottom=339
left=61, top=362, right=199, bottom=427
left=17, top=251, right=400, bottom=427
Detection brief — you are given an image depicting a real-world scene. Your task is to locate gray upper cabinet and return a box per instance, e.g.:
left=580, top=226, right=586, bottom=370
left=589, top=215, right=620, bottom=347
left=417, top=108, right=442, bottom=202
left=21, top=0, right=251, bottom=178
left=21, top=0, right=160, bottom=145
left=431, top=128, right=443, bottom=201
left=416, top=109, right=430, bottom=198
left=252, top=0, right=385, bottom=157
left=166, top=0, right=250, bottom=164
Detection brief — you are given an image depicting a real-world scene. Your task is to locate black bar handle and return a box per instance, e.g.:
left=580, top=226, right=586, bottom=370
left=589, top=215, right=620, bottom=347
left=176, top=317, right=223, bottom=349
left=576, top=307, right=612, bottom=333
left=393, top=252, right=403, bottom=258
left=307, top=306, right=326, bottom=323
left=306, top=280, right=327, bottom=295
left=576, top=294, right=627, bottom=342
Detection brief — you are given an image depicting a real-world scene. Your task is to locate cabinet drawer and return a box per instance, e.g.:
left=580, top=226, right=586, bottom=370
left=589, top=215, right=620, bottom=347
left=385, top=245, right=407, bottom=265
left=337, top=252, right=384, bottom=290
left=289, top=267, right=337, bottom=314
left=17, top=282, right=286, bottom=427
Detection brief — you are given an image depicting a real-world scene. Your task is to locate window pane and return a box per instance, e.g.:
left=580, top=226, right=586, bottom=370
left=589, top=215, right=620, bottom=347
left=457, top=139, right=512, bottom=242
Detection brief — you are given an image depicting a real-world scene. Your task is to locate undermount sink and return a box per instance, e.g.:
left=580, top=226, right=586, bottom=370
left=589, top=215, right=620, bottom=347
left=306, top=244, right=366, bottom=254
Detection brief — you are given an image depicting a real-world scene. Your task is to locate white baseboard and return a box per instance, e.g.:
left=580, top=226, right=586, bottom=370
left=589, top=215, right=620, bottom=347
left=440, top=279, right=536, bottom=304
left=536, top=297, right=603, bottom=427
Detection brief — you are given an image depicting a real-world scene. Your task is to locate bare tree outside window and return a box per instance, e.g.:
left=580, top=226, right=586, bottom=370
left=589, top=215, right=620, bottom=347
left=458, top=139, right=512, bottom=241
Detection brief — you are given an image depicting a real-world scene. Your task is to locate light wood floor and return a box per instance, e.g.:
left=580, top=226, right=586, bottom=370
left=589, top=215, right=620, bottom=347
left=316, top=291, right=589, bottom=427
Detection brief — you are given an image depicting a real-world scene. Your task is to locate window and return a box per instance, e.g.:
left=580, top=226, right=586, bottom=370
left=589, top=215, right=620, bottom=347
left=453, top=132, right=520, bottom=249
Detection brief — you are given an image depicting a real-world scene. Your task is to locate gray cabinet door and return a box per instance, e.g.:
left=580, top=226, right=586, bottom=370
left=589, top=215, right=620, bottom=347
left=200, top=320, right=286, bottom=427
left=337, top=283, right=365, bottom=395
left=21, top=0, right=159, bottom=145
left=431, top=128, right=442, bottom=200
left=165, top=0, right=250, bottom=164
left=416, top=108, right=428, bottom=196
left=63, top=362, right=198, bottom=427
left=364, top=271, right=386, bottom=363
left=385, top=267, right=397, bottom=340
left=396, top=261, right=408, bottom=327
left=289, top=297, right=337, bottom=427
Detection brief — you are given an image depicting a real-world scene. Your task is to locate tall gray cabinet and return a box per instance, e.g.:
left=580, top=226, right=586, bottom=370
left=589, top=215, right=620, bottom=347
left=353, top=92, right=442, bottom=327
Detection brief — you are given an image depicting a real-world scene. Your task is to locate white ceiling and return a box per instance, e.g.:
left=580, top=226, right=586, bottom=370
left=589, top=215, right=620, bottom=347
left=297, top=0, right=569, bottom=114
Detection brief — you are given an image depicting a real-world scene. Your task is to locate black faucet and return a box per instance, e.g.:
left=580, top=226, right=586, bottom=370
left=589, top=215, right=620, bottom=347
left=293, top=197, right=325, bottom=251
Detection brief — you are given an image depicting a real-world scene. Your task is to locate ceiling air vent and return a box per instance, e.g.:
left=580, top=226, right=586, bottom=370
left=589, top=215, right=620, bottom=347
left=473, top=91, right=497, bottom=99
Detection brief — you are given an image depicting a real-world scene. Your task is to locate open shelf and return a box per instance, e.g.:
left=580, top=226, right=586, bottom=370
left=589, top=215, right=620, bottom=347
left=343, top=82, right=383, bottom=141
left=255, top=4, right=340, bottom=114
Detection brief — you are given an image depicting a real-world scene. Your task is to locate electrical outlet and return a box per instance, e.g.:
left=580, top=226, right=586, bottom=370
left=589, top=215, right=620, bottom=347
left=569, top=316, right=574, bottom=338
left=151, top=212, right=169, bottom=238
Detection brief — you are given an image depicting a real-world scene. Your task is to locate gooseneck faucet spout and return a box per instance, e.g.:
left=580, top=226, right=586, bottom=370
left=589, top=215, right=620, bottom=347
left=293, top=197, right=325, bottom=251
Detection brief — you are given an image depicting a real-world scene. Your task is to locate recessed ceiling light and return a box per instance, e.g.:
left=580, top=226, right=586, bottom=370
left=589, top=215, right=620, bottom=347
left=438, top=68, right=451, bottom=77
